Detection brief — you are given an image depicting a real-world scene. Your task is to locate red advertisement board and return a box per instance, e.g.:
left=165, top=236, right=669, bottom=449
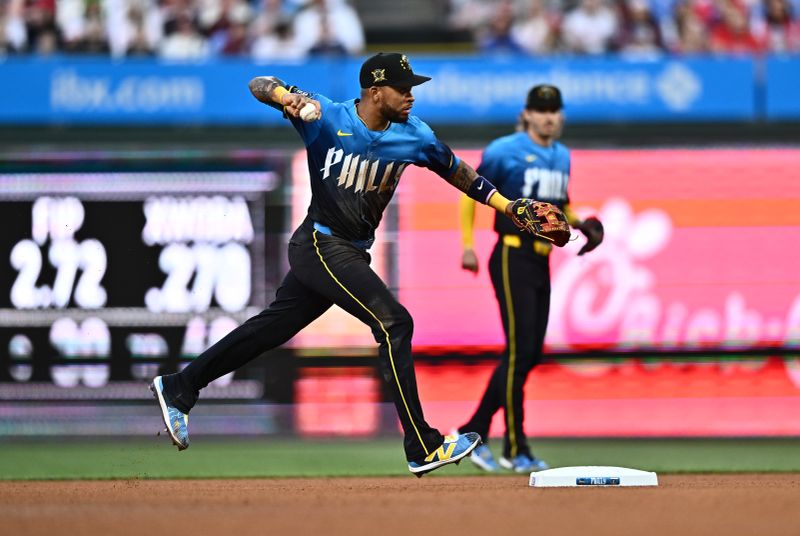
left=414, top=358, right=800, bottom=437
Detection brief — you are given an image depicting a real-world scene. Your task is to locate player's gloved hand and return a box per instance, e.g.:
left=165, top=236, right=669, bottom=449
left=461, top=248, right=479, bottom=274
left=507, top=199, right=570, bottom=247
left=576, top=216, right=604, bottom=256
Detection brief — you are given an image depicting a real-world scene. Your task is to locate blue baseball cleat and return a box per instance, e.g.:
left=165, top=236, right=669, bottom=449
left=150, top=375, right=189, bottom=451
left=499, top=454, right=550, bottom=473
left=408, top=432, right=481, bottom=477
left=470, top=444, right=501, bottom=472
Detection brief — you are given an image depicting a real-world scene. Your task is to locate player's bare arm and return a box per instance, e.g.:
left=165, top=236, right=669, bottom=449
left=446, top=160, right=513, bottom=215
left=248, top=76, right=284, bottom=104
left=248, top=76, right=320, bottom=118
left=447, top=160, right=570, bottom=246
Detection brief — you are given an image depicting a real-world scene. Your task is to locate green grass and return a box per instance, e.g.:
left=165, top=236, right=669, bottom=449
left=2, top=438, right=799, bottom=480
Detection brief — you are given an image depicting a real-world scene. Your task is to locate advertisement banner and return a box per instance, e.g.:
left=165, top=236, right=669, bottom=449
left=0, top=59, right=337, bottom=125
left=397, top=148, right=800, bottom=353
left=0, top=56, right=757, bottom=124
left=414, top=358, right=800, bottom=437
left=404, top=56, right=757, bottom=122
left=765, top=56, right=800, bottom=119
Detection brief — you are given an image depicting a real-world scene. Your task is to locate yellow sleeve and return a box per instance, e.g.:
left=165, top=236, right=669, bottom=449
left=562, top=203, right=582, bottom=227
left=460, top=194, right=477, bottom=249
left=487, top=190, right=511, bottom=214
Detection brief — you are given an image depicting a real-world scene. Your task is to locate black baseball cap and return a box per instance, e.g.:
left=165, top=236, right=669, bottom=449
left=526, top=84, right=564, bottom=111
left=359, top=52, right=431, bottom=89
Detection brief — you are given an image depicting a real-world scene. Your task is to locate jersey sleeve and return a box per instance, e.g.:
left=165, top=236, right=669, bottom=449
left=476, top=141, right=506, bottom=191
left=287, top=92, right=334, bottom=146
left=562, top=146, right=572, bottom=204
left=415, top=122, right=460, bottom=178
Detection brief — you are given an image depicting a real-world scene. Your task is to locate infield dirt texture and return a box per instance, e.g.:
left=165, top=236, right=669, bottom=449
left=3, top=474, right=800, bottom=536
left=3, top=439, right=799, bottom=534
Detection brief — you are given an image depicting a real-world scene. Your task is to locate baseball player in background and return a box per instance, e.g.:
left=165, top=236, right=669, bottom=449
left=455, top=85, right=604, bottom=473
left=150, top=53, right=567, bottom=477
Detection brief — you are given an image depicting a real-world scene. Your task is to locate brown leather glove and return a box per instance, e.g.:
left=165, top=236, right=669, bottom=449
left=508, top=199, right=570, bottom=247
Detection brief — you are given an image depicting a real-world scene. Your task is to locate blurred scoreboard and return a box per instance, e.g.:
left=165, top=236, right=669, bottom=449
left=0, top=170, right=281, bottom=397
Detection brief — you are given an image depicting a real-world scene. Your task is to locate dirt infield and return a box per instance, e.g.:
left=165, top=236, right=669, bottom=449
left=3, top=474, right=799, bottom=536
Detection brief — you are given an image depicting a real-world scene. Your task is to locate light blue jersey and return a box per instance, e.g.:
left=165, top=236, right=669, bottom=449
left=288, top=93, right=459, bottom=242
left=476, top=132, right=571, bottom=236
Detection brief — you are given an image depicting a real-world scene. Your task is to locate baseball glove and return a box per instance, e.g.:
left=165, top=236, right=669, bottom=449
left=577, top=216, right=604, bottom=256
left=509, top=199, right=570, bottom=247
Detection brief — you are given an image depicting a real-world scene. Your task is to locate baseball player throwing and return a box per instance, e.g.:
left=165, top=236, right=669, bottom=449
left=150, top=53, right=568, bottom=477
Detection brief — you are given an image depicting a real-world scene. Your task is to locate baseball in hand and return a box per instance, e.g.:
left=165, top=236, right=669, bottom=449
left=299, top=102, right=321, bottom=122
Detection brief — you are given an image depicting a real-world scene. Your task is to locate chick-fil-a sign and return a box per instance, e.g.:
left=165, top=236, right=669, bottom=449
left=397, top=148, right=800, bottom=352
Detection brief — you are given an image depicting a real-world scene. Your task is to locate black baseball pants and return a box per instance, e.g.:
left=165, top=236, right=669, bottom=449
left=460, top=237, right=550, bottom=459
left=161, top=218, right=443, bottom=462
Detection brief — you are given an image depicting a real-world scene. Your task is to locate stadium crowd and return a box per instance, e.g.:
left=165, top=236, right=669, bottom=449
left=1, top=0, right=799, bottom=58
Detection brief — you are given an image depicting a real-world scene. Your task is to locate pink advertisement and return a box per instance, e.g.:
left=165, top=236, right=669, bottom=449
left=397, top=148, right=800, bottom=352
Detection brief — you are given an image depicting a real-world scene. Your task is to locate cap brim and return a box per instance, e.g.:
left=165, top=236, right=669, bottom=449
left=382, top=74, right=430, bottom=87
left=409, top=74, right=431, bottom=86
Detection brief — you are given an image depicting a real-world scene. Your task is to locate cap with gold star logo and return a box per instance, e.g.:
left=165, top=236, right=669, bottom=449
left=525, top=84, right=564, bottom=111
left=359, top=53, right=432, bottom=89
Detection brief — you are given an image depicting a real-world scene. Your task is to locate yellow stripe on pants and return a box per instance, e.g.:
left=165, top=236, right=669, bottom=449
left=312, top=230, right=430, bottom=456
left=501, top=243, right=518, bottom=458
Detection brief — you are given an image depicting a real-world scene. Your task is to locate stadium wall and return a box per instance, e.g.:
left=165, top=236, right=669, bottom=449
left=1, top=146, right=798, bottom=438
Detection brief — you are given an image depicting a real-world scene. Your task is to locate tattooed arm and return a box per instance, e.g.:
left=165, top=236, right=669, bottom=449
left=423, top=138, right=513, bottom=215
left=248, top=76, right=320, bottom=118
left=248, top=76, right=286, bottom=106
left=444, top=160, right=513, bottom=215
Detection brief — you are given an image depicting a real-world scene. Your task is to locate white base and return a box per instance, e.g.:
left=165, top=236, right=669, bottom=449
left=529, top=466, right=658, bottom=487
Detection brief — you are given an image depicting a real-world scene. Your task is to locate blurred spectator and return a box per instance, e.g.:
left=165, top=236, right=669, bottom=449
left=210, top=1, right=251, bottom=55
left=511, top=0, right=558, bottom=55
left=199, top=0, right=236, bottom=33
left=663, top=0, right=709, bottom=51
left=615, top=0, right=664, bottom=55
left=123, top=10, right=156, bottom=55
left=65, top=1, right=110, bottom=54
left=1, top=0, right=27, bottom=53
left=686, top=0, right=719, bottom=26
left=307, top=10, right=348, bottom=56
left=159, top=11, right=208, bottom=59
left=292, top=0, right=364, bottom=55
left=673, top=9, right=711, bottom=52
left=56, top=0, right=85, bottom=48
left=562, top=0, right=619, bottom=54
left=217, top=15, right=248, bottom=55
left=160, top=0, right=198, bottom=36
left=3, top=0, right=794, bottom=58
left=251, top=0, right=283, bottom=35
left=753, top=0, right=800, bottom=51
left=710, top=0, right=764, bottom=52
left=447, top=0, right=498, bottom=34
left=106, top=0, right=161, bottom=57
left=478, top=0, right=526, bottom=54
left=251, top=16, right=305, bottom=60
left=201, top=0, right=251, bottom=55
left=25, top=0, right=61, bottom=55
